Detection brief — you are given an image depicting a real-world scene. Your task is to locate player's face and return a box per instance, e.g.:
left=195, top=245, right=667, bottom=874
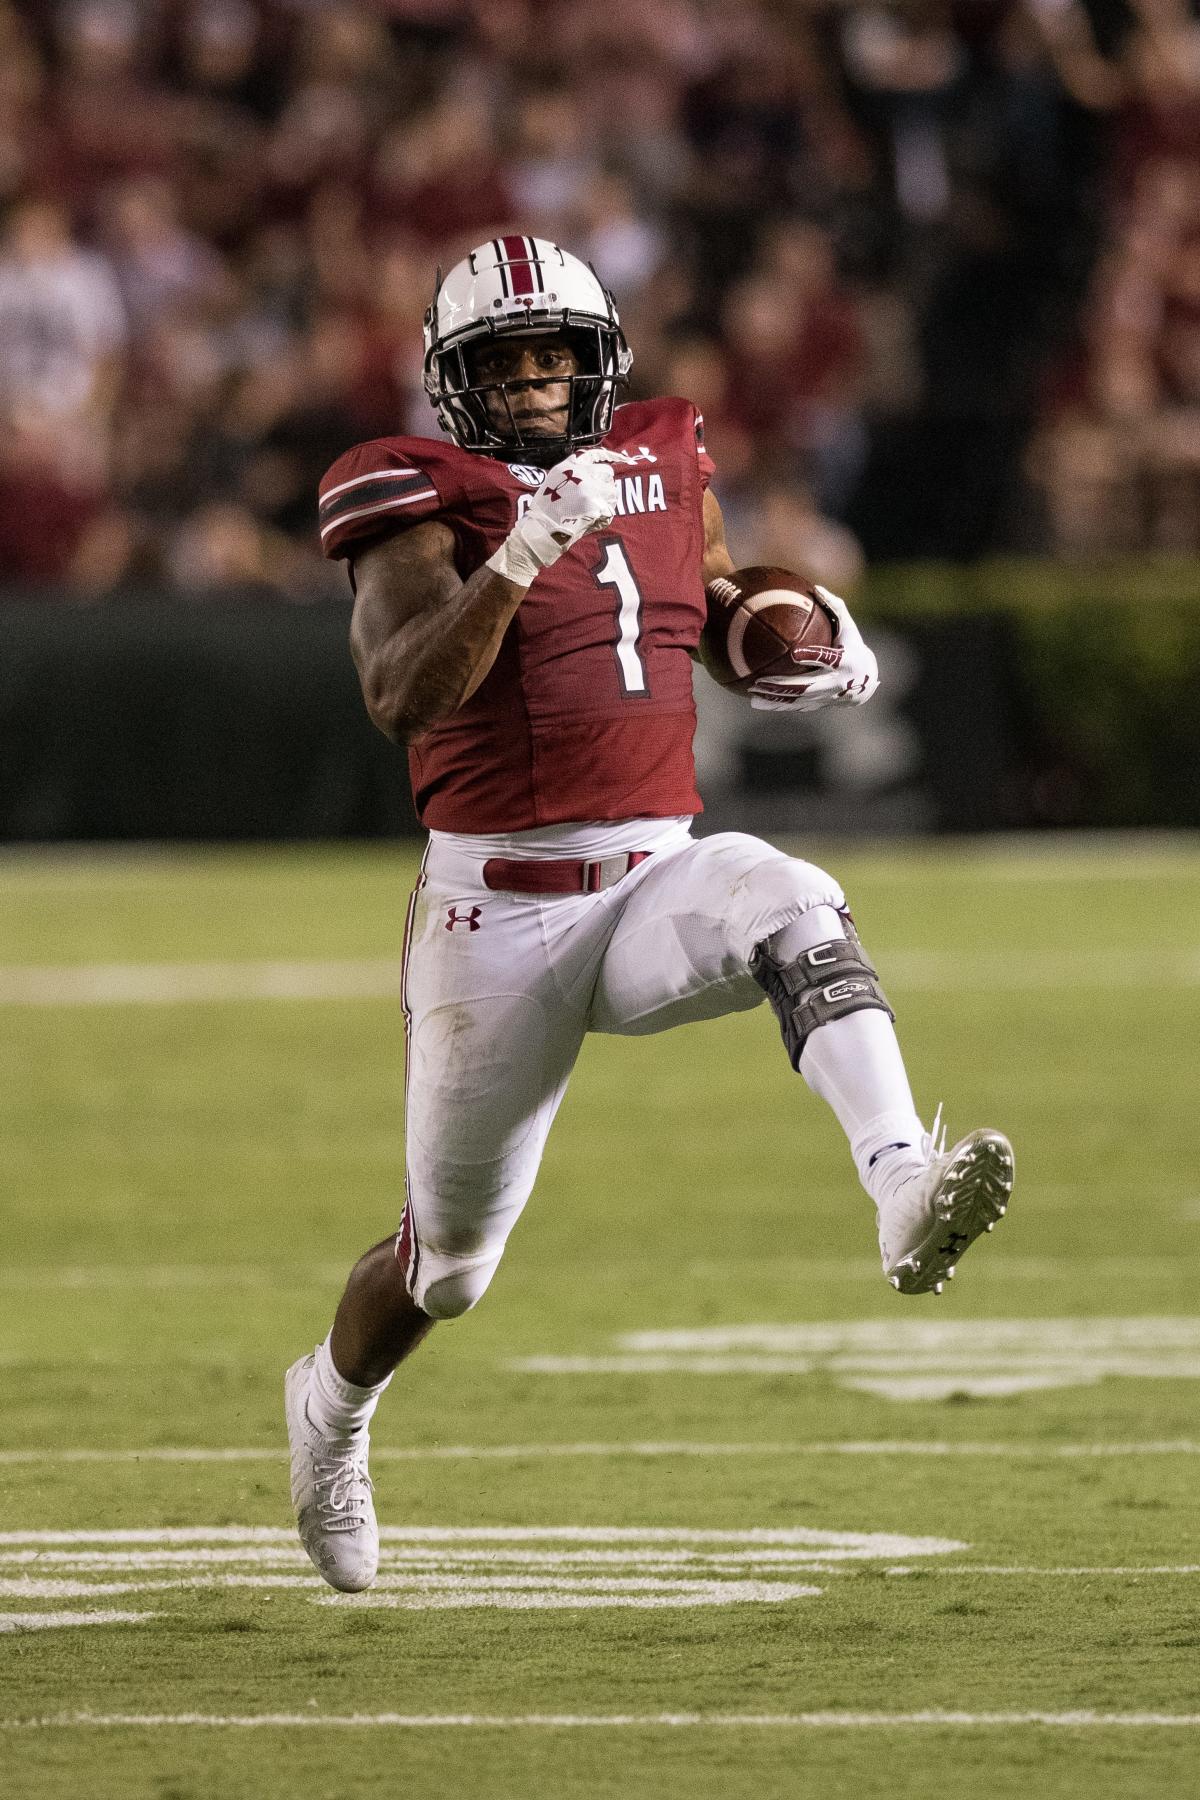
left=470, top=332, right=582, bottom=440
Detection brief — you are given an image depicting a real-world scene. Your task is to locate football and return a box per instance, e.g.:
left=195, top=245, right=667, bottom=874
left=698, top=567, right=840, bottom=692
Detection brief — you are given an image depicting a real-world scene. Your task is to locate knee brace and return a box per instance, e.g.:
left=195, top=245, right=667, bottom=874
left=750, top=915, right=894, bottom=1071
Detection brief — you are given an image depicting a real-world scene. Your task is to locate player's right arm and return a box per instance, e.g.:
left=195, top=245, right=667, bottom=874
left=349, top=524, right=528, bottom=745
left=346, top=448, right=621, bottom=744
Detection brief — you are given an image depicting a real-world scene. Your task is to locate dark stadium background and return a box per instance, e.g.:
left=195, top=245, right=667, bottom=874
left=1, top=0, right=1198, bottom=838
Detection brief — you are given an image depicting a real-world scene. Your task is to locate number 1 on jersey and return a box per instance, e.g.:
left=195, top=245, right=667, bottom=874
left=595, top=541, right=649, bottom=697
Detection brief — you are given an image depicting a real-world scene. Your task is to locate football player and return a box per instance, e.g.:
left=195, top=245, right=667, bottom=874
left=286, top=236, right=1014, bottom=1592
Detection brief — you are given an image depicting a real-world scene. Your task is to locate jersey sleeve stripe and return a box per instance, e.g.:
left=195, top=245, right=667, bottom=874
left=320, top=467, right=435, bottom=507
left=318, top=488, right=439, bottom=539
left=320, top=477, right=437, bottom=525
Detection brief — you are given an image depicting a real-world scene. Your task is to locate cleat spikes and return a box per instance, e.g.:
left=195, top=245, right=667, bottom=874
left=878, top=1127, right=1014, bottom=1295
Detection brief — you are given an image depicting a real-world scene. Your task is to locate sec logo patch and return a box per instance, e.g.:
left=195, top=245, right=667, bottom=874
left=507, top=464, right=543, bottom=486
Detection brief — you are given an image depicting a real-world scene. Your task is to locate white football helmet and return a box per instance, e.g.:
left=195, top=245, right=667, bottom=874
left=423, top=235, right=632, bottom=464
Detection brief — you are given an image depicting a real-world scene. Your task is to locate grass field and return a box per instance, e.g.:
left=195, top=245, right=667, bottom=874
left=1, top=837, right=1199, bottom=1799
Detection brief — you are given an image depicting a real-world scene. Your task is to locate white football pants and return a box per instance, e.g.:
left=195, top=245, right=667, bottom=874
left=398, top=827, right=847, bottom=1318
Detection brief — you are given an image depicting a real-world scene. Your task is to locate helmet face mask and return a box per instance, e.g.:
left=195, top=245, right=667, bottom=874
left=423, top=238, right=632, bottom=466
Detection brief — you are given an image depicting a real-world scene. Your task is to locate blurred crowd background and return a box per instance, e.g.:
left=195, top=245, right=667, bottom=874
left=2, top=0, right=1199, bottom=603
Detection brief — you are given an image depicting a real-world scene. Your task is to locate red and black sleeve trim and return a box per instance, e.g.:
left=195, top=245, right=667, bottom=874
left=318, top=467, right=439, bottom=542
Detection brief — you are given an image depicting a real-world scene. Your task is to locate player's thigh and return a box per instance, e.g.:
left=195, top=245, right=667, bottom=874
left=401, top=869, right=595, bottom=1252
left=588, top=831, right=846, bottom=1036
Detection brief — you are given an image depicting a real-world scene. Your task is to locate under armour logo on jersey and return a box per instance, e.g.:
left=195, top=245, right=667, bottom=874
left=445, top=906, right=482, bottom=932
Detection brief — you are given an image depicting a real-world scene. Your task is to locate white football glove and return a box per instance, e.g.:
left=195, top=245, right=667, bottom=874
left=486, top=448, right=623, bottom=587
left=748, top=586, right=879, bottom=712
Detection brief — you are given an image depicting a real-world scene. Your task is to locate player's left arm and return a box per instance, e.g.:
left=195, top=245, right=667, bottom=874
left=700, top=488, right=878, bottom=711
left=700, top=486, right=737, bottom=587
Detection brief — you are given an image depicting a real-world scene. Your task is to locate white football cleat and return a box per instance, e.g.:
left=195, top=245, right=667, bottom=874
left=878, top=1122, right=1014, bottom=1296
left=284, top=1353, right=379, bottom=1593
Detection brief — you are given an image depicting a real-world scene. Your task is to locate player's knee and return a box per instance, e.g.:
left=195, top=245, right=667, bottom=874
left=411, top=1249, right=501, bottom=1320
left=705, top=836, right=846, bottom=955
left=767, top=855, right=846, bottom=925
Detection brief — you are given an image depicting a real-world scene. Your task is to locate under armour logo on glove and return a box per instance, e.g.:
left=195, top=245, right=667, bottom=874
left=542, top=468, right=582, bottom=504
left=445, top=906, right=482, bottom=932
left=485, top=449, right=619, bottom=585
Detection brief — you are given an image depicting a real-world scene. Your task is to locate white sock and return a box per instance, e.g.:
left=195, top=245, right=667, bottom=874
left=767, top=906, right=928, bottom=1210
left=304, top=1334, right=391, bottom=1443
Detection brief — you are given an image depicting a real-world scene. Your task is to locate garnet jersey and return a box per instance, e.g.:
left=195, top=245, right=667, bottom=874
left=318, top=399, right=716, bottom=832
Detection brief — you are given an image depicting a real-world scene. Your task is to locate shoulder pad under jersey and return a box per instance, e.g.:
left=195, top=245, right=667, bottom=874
left=609, top=397, right=715, bottom=490
left=318, top=434, right=486, bottom=560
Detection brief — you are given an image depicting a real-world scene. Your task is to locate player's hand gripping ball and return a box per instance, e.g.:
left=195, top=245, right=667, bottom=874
left=699, top=567, right=839, bottom=690
left=699, top=570, right=879, bottom=712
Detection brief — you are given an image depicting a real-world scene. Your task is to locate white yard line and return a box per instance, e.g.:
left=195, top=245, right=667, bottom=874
left=888, top=1564, right=1200, bottom=1578
left=4, top=1709, right=1200, bottom=1730
left=509, top=1356, right=1200, bottom=1383
left=0, top=1447, right=290, bottom=1463
left=0, top=959, right=401, bottom=1006
left=0, top=1524, right=961, bottom=1620
left=0, top=1527, right=296, bottom=1545
left=0, top=1548, right=943, bottom=1572
left=620, top=1319, right=1200, bottom=1350
left=13, top=1527, right=1198, bottom=1593
left=1, top=949, right=1199, bottom=1005
left=3, top=1439, right=1199, bottom=1467
left=11, top=1564, right=1200, bottom=1595
left=0, top=1572, right=824, bottom=1599
left=0, top=1576, right=314, bottom=1597
left=0, top=1525, right=964, bottom=1551
left=0, top=1570, right=815, bottom=1595
left=515, top=1318, right=1200, bottom=1393
left=0, top=1549, right=318, bottom=1567
left=315, top=1585, right=822, bottom=1610
left=0, top=1264, right=350, bottom=1290
left=841, top=1375, right=1096, bottom=1400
